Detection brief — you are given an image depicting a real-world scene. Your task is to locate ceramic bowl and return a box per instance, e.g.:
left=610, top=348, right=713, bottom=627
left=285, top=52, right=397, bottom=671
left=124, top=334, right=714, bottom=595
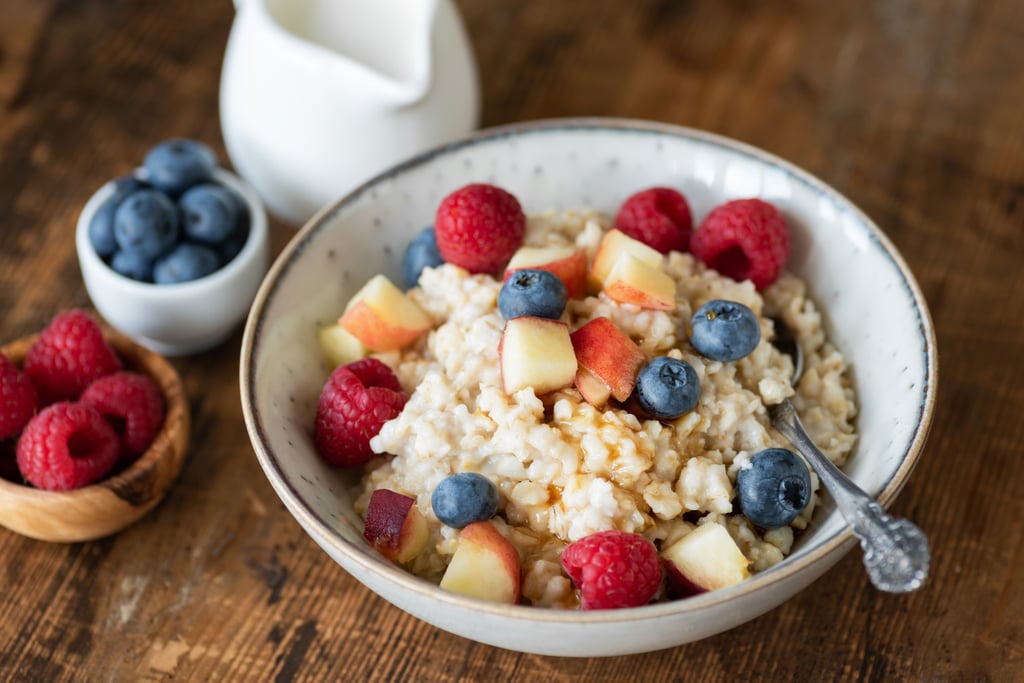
left=240, top=119, right=937, bottom=657
left=0, top=329, right=190, bottom=542
left=76, top=167, right=270, bottom=357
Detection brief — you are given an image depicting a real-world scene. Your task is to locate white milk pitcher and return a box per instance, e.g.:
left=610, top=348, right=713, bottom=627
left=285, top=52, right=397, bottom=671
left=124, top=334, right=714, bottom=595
left=220, top=0, right=480, bottom=225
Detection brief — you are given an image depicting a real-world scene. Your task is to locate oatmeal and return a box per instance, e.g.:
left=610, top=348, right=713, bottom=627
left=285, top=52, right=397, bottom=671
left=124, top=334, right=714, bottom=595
left=353, top=209, right=857, bottom=608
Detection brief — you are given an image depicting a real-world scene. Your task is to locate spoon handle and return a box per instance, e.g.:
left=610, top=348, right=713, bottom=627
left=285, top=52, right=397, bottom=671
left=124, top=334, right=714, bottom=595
left=769, top=400, right=930, bottom=593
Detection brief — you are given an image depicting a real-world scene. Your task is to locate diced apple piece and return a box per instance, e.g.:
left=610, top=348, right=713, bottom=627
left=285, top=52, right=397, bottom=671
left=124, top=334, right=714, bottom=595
left=603, top=253, right=676, bottom=310
left=504, top=245, right=588, bottom=299
left=363, top=489, right=430, bottom=563
left=574, top=366, right=612, bottom=407
left=662, top=523, right=751, bottom=596
left=589, top=228, right=664, bottom=290
left=338, top=274, right=432, bottom=352
left=499, top=316, right=577, bottom=395
left=439, top=521, right=521, bottom=604
left=318, top=322, right=368, bottom=369
left=570, top=317, right=646, bottom=403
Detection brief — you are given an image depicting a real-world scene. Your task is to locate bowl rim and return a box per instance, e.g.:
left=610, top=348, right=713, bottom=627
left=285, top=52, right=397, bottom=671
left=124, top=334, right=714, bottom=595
left=75, top=166, right=268, bottom=296
left=240, top=116, right=938, bottom=622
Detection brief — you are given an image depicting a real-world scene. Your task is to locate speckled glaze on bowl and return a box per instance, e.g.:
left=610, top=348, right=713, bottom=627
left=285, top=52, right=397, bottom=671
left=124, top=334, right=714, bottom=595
left=240, top=119, right=937, bottom=657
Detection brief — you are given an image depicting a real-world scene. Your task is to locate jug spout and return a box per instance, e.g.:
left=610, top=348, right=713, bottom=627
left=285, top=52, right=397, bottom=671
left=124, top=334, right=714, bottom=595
left=244, top=0, right=440, bottom=106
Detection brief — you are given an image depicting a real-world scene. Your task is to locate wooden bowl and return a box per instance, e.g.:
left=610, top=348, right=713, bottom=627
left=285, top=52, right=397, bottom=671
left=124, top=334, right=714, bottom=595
left=0, top=330, right=190, bottom=542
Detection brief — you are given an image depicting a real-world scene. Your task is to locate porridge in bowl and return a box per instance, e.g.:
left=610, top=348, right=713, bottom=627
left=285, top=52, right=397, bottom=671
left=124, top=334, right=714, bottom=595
left=314, top=183, right=856, bottom=610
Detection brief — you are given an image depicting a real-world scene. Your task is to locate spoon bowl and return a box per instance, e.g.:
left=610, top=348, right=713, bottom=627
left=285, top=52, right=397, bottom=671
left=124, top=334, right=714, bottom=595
left=768, top=316, right=930, bottom=593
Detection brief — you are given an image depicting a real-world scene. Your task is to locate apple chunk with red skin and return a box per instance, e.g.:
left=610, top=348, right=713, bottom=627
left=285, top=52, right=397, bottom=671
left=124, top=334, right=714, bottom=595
left=662, top=523, right=751, bottom=597
left=439, top=521, right=521, bottom=604
left=504, top=245, right=588, bottom=299
left=603, top=252, right=676, bottom=311
left=499, top=316, right=578, bottom=395
left=317, top=322, right=367, bottom=369
left=589, top=228, right=664, bottom=291
left=363, top=489, right=430, bottom=563
left=339, top=274, right=432, bottom=352
left=570, top=317, right=646, bottom=405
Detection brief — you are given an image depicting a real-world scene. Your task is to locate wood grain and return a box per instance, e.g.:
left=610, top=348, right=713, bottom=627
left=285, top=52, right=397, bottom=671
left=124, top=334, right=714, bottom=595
left=1, top=0, right=1022, bottom=680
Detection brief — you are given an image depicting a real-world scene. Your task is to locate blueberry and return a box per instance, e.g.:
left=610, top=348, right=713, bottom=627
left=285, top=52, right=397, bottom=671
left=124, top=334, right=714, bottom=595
left=431, top=473, right=499, bottom=528
left=690, top=299, right=761, bottom=361
left=142, top=138, right=216, bottom=196
left=113, top=189, right=179, bottom=261
left=736, top=448, right=812, bottom=528
left=179, top=183, right=239, bottom=245
left=218, top=184, right=251, bottom=265
left=634, top=356, right=700, bottom=420
left=498, top=269, right=567, bottom=320
left=88, top=175, right=149, bottom=258
left=110, top=249, right=154, bottom=282
left=402, top=227, right=444, bottom=287
left=153, top=243, right=220, bottom=284
left=218, top=224, right=249, bottom=265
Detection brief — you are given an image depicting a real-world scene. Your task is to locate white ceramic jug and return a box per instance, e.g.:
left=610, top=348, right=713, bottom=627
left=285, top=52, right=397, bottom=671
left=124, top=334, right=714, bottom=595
left=220, top=0, right=480, bottom=225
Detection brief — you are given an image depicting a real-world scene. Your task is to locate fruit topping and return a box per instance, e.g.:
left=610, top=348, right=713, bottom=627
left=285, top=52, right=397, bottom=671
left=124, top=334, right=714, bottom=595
left=80, top=371, right=165, bottom=462
left=690, top=198, right=789, bottom=290
left=24, top=309, right=122, bottom=404
left=317, top=323, right=367, bottom=370
left=662, top=523, right=751, bottom=596
left=588, top=228, right=663, bottom=291
left=439, top=521, right=521, bottom=604
left=503, top=245, right=588, bottom=299
left=497, top=269, right=567, bottom=320
left=16, top=402, right=120, bottom=491
left=690, top=299, right=761, bottom=362
left=633, top=356, right=700, bottom=420
left=314, top=358, right=408, bottom=467
left=561, top=530, right=662, bottom=610
left=363, top=488, right=430, bottom=563
left=570, top=317, right=646, bottom=405
left=153, top=243, right=221, bottom=284
left=735, top=447, right=812, bottom=528
left=498, top=316, right=577, bottom=395
left=142, top=138, right=217, bottom=197
left=338, top=274, right=432, bottom=352
left=431, top=472, right=500, bottom=528
left=614, top=187, right=693, bottom=254
left=402, top=227, right=445, bottom=288
left=434, top=183, right=526, bottom=274
left=602, top=251, right=676, bottom=310
left=0, top=353, right=38, bottom=440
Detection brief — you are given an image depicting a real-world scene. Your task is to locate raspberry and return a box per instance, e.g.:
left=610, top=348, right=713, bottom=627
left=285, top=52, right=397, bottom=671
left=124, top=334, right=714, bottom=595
left=314, top=358, right=408, bottom=467
left=614, top=187, right=693, bottom=254
left=24, top=310, right=122, bottom=404
left=561, top=530, right=663, bottom=610
left=690, top=198, right=789, bottom=290
left=434, top=183, right=526, bottom=274
left=80, top=371, right=165, bottom=461
left=0, top=353, right=38, bottom=440
left=16, top=402, right=120, bottom=491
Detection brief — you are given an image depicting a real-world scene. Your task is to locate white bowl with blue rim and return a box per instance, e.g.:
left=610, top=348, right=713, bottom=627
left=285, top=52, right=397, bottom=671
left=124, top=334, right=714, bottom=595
left=240, top=118, right=937, bottom=656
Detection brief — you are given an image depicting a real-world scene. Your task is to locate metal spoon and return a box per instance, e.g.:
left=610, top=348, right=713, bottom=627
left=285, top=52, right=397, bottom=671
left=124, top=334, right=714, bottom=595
left=767, top=317, right=930, bottom=593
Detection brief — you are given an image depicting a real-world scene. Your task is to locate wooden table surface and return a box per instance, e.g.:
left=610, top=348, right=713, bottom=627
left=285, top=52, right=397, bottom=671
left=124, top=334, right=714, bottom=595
left=2, top=1, right=1022, bottom=680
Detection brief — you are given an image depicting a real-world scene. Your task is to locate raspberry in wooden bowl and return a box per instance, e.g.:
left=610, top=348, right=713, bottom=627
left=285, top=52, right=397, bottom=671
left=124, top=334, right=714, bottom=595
left=0, top=310, right=189, bottom=542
